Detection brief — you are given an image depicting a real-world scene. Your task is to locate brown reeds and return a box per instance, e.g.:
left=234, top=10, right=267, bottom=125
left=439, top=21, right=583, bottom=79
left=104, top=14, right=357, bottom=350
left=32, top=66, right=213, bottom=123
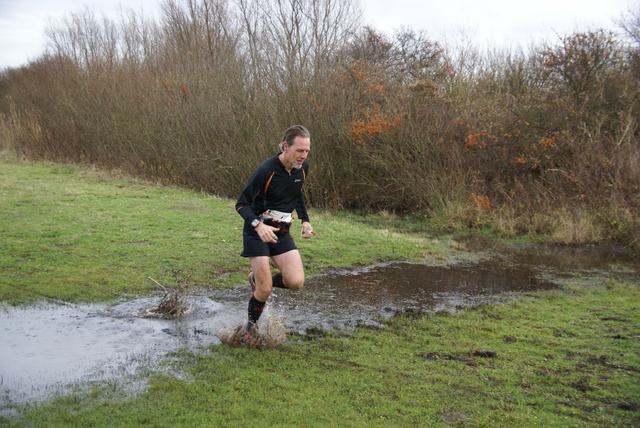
left=1, top=0, right=638, bottom=247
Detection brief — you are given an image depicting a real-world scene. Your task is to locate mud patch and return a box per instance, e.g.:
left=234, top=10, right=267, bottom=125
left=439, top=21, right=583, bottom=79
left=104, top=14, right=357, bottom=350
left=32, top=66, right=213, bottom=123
left=422, top=350, right=498, bottom=366
left=269, top=259, right=560, bottom=334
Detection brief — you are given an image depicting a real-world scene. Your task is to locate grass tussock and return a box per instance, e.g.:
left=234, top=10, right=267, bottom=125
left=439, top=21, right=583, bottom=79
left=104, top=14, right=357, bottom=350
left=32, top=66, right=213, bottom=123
left=146, top=274, right=191, bottom=319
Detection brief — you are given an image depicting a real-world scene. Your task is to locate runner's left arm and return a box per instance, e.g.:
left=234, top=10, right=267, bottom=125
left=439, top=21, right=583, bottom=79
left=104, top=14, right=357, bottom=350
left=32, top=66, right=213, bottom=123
left=295, top=163, right=310, bottom=223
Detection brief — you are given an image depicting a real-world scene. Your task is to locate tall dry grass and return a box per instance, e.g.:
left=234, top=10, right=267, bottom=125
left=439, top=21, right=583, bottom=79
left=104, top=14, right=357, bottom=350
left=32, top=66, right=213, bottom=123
left=1, top=0, right=638, bottom=247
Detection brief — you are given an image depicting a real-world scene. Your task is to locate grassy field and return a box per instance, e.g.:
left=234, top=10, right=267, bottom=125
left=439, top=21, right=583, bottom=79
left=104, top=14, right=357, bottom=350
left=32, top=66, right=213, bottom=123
left=0, top=155, right=460, bottom=304
left=1, top=156, right=639, bottom=427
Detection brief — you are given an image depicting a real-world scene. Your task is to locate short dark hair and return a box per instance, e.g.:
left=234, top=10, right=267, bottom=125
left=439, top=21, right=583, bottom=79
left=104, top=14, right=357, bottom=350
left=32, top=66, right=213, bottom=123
left=282, top=125, right=310, bottom=147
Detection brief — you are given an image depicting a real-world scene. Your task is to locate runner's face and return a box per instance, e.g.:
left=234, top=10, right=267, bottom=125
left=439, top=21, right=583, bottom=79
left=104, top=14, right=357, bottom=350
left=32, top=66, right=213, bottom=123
left=282, top=136, right=310, bottom=170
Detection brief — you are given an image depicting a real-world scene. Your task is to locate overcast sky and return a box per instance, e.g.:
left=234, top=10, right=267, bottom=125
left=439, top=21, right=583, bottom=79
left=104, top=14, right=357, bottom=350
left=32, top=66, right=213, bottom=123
left=0, top=0, right=637, bottom=69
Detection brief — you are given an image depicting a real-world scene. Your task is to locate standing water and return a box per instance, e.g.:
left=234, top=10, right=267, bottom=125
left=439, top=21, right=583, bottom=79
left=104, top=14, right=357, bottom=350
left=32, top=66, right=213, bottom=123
left=1, top=242, right=638, bottom=409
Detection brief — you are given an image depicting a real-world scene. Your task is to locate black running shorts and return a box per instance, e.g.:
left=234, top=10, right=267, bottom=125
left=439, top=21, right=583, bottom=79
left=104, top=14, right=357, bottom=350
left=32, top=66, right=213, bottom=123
left=241, top=227, right=297, bottom=257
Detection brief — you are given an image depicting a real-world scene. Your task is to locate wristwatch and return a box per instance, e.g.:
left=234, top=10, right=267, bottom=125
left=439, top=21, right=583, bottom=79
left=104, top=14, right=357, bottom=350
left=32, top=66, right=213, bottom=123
left=251, top=218, right=261, bottom=228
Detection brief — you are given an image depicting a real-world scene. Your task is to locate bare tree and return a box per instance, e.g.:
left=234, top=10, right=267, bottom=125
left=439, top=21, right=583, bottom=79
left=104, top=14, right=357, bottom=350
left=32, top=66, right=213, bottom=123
left=617, top=5, right=640, bottom=77
left=235, top=0, right=361, bottom=91
left=45, top=8, right=116, bottom=69
left=45, top=6, right=161, bottom=71
left=618, top=5, right=640, bottom=46
left=160, top=0, right=241, bottom=73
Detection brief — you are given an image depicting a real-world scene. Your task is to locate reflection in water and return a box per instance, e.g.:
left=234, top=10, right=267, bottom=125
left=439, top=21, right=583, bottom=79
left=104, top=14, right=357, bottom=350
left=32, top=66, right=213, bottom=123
left=0, top=296, right=236, bottom=410
left=266, top=260, right=559, bottom=333
left=1, top=243, right=638, bottom=408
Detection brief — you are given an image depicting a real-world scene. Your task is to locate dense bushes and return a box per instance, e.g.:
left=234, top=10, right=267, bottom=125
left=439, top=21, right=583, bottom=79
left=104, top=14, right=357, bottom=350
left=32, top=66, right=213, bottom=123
left=1, top=0, right=639, bottom=247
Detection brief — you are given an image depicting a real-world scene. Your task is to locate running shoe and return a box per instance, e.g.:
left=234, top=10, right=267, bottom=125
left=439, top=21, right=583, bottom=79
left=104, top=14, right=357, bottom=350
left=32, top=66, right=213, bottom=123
left=238, top=321, right=262, bottom=348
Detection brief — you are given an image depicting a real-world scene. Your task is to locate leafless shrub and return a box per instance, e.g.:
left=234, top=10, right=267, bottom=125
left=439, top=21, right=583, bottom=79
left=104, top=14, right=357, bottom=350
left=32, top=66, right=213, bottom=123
left=1, top=0, right=639, bottom=247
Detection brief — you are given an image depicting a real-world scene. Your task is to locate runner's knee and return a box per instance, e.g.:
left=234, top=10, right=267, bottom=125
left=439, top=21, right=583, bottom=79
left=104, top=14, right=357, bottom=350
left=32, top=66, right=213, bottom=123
left=284, top=275, right=304, bottom=290
left=254, top=284, right=272, bottom=301
left=254, top=274, right=273, bottom=301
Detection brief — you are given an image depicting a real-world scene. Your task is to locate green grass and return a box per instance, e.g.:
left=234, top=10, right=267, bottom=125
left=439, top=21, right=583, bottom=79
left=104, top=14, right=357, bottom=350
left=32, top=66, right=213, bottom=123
left=0, top=156, right=459, bottom=304
left=2, top=156, right=639, bottom=427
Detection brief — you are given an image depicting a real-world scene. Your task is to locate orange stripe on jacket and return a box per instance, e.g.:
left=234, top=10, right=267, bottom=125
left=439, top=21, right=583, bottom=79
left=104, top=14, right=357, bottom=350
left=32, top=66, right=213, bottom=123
left=263, top=172, right=275, bottom=194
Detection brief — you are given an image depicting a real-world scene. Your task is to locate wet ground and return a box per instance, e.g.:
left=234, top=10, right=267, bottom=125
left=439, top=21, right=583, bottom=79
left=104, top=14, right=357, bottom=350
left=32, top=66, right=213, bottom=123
left=1, top=241, right=638, bottom=409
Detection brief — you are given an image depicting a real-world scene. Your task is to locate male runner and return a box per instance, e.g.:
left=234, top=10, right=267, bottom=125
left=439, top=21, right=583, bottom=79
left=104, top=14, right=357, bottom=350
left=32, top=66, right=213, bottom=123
left=233, top=125, right=313, bottom=347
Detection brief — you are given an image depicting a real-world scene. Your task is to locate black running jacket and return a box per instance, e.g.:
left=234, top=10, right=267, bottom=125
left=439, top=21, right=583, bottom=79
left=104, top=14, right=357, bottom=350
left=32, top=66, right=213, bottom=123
left=235, top=155, right=310, bottom=227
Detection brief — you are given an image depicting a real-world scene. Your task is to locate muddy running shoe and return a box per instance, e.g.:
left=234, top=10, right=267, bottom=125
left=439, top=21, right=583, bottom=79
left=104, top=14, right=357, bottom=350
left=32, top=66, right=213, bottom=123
left=237, top=321, right=262, bottom=348
left=248, top=271, right=256, bottom=293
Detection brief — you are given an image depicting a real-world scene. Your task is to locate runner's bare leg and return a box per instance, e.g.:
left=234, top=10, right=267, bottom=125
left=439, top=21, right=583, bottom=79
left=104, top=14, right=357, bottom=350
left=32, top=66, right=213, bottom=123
left=272, top=249, right=304, bottom=290
left=249, top=256, right=273, bottom=301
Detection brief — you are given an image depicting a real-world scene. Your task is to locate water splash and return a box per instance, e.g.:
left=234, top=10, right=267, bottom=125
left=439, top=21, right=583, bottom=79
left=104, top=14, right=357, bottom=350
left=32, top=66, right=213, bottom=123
left=1, top=243, right=637, bottom=408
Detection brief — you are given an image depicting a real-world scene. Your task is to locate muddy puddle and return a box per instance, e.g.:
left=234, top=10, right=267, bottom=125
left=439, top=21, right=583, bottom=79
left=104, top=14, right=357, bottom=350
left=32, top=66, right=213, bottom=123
left=1, top=242, right=638, bottom=409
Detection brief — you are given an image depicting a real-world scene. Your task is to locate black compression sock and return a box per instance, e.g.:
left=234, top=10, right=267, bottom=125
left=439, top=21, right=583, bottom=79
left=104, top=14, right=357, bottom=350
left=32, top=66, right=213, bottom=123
left=272, top=273, right=287, bottom=289
left=248, top=294, right=266, bottom=324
